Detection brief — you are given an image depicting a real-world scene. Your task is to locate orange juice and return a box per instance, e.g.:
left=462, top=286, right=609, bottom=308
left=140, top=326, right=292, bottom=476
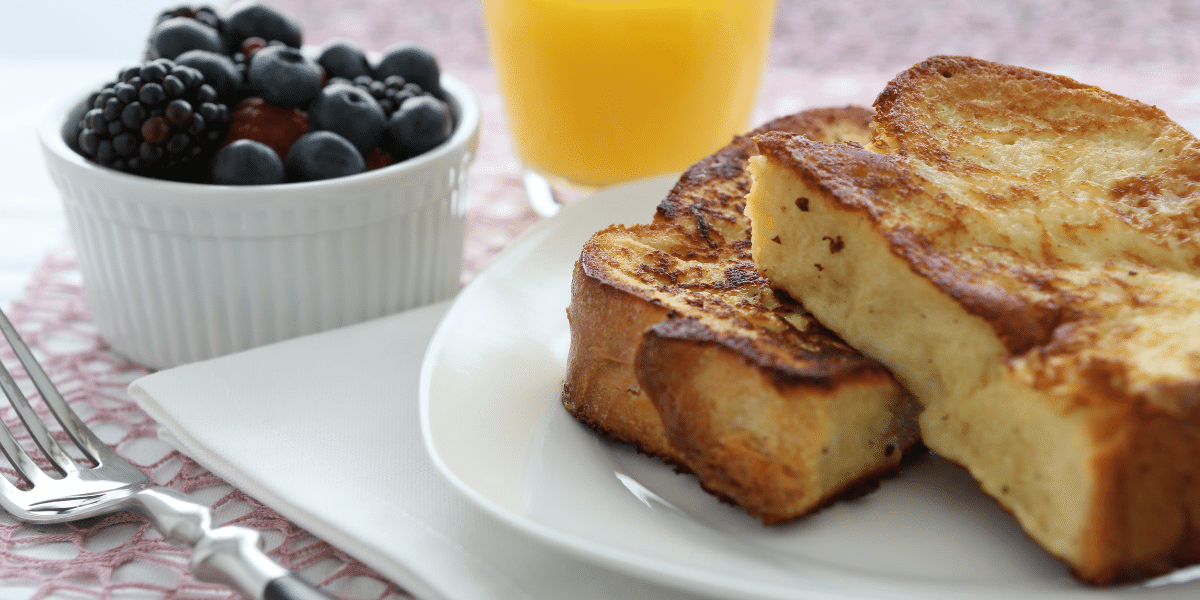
left=483, top=0, right=777, bottom=188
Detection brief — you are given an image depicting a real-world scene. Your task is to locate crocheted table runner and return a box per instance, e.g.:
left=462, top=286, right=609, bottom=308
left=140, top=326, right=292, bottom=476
left=0, top=249, right=407, bottom=599
left=6, top=0, right=1200, bottom=598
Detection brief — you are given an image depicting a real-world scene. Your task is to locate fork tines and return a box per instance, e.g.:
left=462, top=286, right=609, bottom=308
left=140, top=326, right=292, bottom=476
left=0, top=308, right=109, bottom=486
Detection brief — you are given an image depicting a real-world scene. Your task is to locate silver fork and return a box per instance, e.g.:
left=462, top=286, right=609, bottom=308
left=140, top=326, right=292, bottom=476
left=0, top=307, right=332, bottom=600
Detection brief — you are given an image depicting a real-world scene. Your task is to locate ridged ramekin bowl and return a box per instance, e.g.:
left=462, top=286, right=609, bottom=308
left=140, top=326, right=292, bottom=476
left=39, top=74, right=479, bottom=370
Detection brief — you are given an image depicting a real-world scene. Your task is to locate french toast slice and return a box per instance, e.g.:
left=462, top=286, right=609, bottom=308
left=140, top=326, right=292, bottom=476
left=564, top=107, right=922, bottom=525
left=745, top=55, right=1200, bottom=583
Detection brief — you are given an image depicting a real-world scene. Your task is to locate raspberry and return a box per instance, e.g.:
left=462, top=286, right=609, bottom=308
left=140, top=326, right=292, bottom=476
left=222, top=97, right=309, bottom=161
left=363, top=147, right=396, bottom=171
left=241, top=37, right=270, bottom=59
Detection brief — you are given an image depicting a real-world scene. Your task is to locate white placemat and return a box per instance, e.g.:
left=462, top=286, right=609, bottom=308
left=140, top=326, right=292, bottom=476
left=128, top=301, right=706, bottom=600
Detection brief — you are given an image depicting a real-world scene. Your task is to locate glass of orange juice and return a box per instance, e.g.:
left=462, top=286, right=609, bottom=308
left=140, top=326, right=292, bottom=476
left=482, top=0, right=777, bottom=216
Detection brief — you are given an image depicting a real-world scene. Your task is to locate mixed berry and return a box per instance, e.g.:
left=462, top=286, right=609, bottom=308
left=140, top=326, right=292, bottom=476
left=73, top=59, right=229, bottom=179
left=67, top=2, right=454, bottom=185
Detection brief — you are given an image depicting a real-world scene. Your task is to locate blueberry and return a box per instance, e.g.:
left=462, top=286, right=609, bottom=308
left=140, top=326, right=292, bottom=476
left=318, top=40, right=372, bottom=80
left=247, top=45, right=322, bottom=108
left=384, top=96, right=453, bottom=159
left=146, top=17, right=224, bottom=60
left=285, top=132, right=365, bottom=182
left=175, top=50, right=244, bottom=101
left=375, top=44, right=441, bottom=95
left=154, top=5, right=224, bottom=33
left=224, top=2, right=303, bottom=50
left=307, top=82, right=386, bottom=154
left=212, top=139, right=284, bottom=185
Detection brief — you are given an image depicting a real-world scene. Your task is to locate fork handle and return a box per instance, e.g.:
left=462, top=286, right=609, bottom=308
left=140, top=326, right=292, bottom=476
left=132, top=487, right=335, bottom=600
left=192, top=523, right=333, bottom=600
left=264, top=575, right=333, bottom=600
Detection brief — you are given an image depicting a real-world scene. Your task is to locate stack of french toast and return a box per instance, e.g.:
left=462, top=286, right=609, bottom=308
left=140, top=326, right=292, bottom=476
left=564, top=55, right=1200, bottom=586
left=563, top=107, right=923, bottom=526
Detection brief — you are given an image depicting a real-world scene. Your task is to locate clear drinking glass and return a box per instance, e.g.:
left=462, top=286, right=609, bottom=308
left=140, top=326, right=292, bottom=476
left=482, top=0, right=778, bottom=216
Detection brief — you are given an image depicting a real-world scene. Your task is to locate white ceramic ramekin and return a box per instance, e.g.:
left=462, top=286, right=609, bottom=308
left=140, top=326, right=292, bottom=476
left=39, top=74, right=480, bottom=370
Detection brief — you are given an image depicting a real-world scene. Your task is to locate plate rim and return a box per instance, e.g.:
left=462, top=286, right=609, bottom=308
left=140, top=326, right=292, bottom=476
left=418, top=174, right=773, bottom=598
left=417, top=175, right=1195, bottom=600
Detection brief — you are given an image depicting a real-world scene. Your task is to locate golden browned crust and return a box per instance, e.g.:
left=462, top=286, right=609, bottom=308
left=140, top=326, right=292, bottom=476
left=657, top=106, right=876, bottom=245
left=751, top=130, right=1073, bottom=357
left=636, top=317, right=920, bottom=524
left=563, top=251, right=683, bottom=466
left=564, top=106, right=924, bottom=524
left=1086, top=402, right=1200, bottom=583
left=746, top=55, right=1200, bottom=584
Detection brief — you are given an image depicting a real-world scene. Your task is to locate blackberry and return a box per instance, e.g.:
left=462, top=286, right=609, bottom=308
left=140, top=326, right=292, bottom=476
left=332, top=74, right=431, bottom=117
left=73, top=58, right=231, bottom=180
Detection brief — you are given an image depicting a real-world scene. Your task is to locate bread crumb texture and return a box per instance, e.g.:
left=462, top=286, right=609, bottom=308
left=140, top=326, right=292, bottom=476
left=746, top=55, right=1200, bottom=585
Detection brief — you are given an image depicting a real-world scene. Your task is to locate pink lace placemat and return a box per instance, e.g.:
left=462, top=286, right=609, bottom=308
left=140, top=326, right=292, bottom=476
left=5, top=1, right=1200, bottom=598
left=1, top=250, right=409, bottom=600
